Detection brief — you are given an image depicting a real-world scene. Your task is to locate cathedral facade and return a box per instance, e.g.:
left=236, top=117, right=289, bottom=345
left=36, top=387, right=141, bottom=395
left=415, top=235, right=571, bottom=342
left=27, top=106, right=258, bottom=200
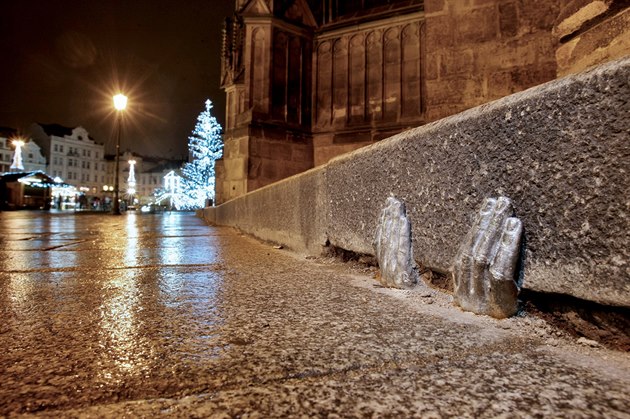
left=218, top=0, right=426, bottom=204
left=216, top=0, right=629, bottom=204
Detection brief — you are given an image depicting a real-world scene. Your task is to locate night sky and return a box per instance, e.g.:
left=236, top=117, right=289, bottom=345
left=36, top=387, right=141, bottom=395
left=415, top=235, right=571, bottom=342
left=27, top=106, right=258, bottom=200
left=0, top=0, right=235, bottom=158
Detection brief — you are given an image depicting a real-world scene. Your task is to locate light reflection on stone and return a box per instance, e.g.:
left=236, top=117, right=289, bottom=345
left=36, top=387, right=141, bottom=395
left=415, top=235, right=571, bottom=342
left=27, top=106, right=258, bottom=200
left=159, top=271, right=185, bottom=304
left=159, top=238, right=185, bottom=266
left=98, top=270, right=145, bottom=377
left=50, top=215, right=78, bottom=270
left=7, top=273, right=34, bottom=312
left=124, top=213, right=139, bottom=267
left=97, top=213, right=149, bottom=381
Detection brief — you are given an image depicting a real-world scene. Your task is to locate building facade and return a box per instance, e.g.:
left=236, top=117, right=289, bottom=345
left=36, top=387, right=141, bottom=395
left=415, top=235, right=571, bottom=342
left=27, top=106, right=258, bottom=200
left=30, top=123, right=107, bottom=195
left=20, top=141, right=47, bottom=172
left=104, top=152, right=186, bottom=205
left=216, top=0, right=630, bottom=205
left=0, top=128, right=18, bottom=173
left=12, top=123, right=187, bottom=208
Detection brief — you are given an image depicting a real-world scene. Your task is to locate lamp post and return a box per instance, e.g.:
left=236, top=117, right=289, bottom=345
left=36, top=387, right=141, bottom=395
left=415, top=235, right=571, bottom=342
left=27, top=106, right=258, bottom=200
left=112, top=93, right=127, bottom=215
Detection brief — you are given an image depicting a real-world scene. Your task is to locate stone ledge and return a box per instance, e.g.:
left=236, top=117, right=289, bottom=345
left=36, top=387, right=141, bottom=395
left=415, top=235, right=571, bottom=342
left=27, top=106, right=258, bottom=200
left=200, top=56, right=630, bottom=308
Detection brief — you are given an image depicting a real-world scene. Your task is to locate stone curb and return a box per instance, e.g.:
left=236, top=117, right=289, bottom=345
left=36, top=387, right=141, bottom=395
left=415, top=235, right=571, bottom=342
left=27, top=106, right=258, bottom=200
left=200, top=56, right=630, bottom=308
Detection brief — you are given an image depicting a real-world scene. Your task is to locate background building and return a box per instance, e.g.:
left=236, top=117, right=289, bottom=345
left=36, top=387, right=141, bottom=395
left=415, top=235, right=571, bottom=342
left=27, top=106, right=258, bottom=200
left=136, top=157, right=186, bottom=202
left=217, top=0, right=630, bottom=204
left=104, top=151, right=186, bottom=206
left=0, top=127, right=18, bottom=173
left=30, top=123, right=107, bottom=195
left=20, top=140, right=47, bottom=172
left=0, top=123, right=188, bottom=210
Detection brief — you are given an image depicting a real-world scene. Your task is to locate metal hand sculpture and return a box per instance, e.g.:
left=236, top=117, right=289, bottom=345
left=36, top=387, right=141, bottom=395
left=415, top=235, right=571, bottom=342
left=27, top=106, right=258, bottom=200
left=374, top=197, right=419, bottom=289
left=453, top=197, right=523, bottom=318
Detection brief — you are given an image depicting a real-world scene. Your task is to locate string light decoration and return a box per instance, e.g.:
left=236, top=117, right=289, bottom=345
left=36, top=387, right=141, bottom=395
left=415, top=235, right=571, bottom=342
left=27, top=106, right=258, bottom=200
left=10, top=139, right=25, bottom=171
left=179, top=99, right=223, bottom=209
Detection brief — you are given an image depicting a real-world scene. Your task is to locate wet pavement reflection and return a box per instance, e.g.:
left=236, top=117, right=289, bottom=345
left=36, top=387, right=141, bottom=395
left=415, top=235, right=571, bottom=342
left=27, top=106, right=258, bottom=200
left=0, top=211, right=226, bottom=414
left=0, top=211, right=629, bottom=417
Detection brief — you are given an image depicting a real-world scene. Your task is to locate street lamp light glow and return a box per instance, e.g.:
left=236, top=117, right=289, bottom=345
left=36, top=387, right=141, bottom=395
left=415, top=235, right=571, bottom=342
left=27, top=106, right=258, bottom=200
left=113, top=94, right=128, bottom=111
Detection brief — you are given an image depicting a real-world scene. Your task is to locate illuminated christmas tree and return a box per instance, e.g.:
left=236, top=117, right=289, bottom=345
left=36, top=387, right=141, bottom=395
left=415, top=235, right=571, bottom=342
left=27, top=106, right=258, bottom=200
left=179, top=99, right=223, bottom=209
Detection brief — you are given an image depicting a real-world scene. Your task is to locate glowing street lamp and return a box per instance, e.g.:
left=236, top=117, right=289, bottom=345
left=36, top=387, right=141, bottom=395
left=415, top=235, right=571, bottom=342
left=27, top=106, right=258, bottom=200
left=10, top=139, right=25, bottom=171
left=112, top=93, right=127, bottom=215
left=113, top=94, right=128, bottom=111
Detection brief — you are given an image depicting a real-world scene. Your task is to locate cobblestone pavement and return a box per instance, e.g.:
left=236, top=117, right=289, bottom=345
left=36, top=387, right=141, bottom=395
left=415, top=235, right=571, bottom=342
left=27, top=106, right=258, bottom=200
left=0, top=211, right=628, bottom=418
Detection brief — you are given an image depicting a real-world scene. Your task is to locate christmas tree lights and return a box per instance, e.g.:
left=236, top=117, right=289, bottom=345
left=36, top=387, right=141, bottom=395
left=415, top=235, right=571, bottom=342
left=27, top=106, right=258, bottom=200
left=179, top=99, right=223, bottom=209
